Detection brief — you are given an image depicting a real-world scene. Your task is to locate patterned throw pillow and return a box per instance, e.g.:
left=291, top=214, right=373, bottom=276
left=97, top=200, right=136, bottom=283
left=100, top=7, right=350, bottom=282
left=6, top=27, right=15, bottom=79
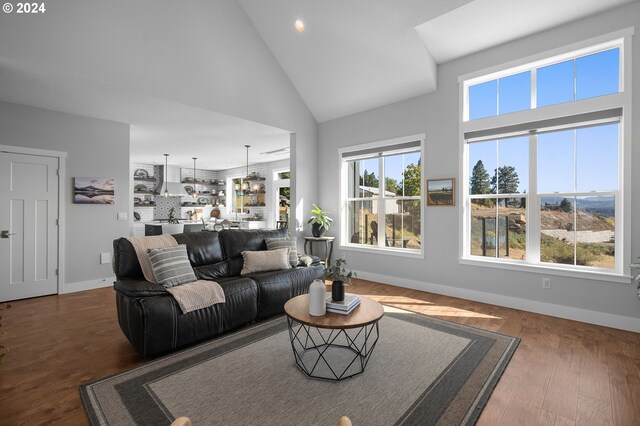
left=148, top=245, right=197, bottom=288
left=265, top=237, right=298, bottom=268
left=241, top=248, right=291, bottom=275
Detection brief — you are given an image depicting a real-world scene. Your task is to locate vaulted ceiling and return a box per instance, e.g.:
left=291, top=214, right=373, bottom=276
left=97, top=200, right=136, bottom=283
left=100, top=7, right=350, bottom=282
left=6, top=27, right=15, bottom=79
left=0, top=0, right=636, bottom=168
left=239, top=0, right=637, bottom=123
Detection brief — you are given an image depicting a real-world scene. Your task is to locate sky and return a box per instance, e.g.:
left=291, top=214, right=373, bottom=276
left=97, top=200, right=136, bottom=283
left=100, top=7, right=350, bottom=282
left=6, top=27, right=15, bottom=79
left=468, top=47, right=619, bottom=195
left=469, top=48, right=619, bottom=119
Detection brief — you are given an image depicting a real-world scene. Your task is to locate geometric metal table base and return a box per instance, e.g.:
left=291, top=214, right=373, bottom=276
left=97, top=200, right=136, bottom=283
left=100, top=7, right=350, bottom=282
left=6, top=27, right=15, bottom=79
left=287, top=317, right=380, bottom=381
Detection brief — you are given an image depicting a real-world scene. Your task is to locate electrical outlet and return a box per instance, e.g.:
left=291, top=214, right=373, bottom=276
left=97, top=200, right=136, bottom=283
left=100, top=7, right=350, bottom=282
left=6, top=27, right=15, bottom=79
left=542, top=278, right=551, bottom=289
left=100, top=252, right=111, bottom=264
left=117, top=212, right=128, bottom=221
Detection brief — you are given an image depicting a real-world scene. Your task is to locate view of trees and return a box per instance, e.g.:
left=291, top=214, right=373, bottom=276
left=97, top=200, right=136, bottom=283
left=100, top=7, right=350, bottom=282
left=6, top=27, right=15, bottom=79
left=469, top=160, right=521, bottom=195
left=470, top=160, right=491, bottom=194
left=560, top=197, right=573, bottom=213
left=359, top=162, right=421, bottom=197
left=359, top=170, right=379, bottom=188
left=491, top=165, right=520, bottom=194
left=399, top=163, right=421, bottom=196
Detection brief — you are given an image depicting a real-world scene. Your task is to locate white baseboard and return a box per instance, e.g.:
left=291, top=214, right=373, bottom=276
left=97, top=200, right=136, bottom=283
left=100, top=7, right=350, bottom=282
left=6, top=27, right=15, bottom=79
left=355, top=270, right=640, bottom=333
left=60, top=276, right=114, bottom=294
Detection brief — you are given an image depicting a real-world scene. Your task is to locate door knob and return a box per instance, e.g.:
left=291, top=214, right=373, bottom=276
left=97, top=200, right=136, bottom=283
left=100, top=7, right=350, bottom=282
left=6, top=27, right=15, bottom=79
left=1, top=230, right=16, bottom=238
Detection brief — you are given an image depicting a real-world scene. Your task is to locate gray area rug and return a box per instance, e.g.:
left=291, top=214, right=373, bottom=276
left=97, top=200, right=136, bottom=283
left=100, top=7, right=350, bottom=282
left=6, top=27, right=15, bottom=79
left=81, top=307, right=519, bottom=425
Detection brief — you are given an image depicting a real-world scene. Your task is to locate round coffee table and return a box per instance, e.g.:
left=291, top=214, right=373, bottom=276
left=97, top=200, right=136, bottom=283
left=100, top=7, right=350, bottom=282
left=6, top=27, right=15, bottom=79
left=284, top=294, right=384, bottom=381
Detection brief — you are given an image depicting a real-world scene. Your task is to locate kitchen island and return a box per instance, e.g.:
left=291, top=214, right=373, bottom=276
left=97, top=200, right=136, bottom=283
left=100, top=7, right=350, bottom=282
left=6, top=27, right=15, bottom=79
left=132, top=219, right=270, bottom=236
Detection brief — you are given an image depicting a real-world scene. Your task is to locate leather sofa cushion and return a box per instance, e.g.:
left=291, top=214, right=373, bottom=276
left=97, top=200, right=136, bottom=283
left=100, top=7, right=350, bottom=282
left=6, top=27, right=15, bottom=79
left=246, top=264, right=325, bottom=319
left=194, top=260, right=230, bottom=280
left=219, top=228, right=287, bottom=259
left=132, top=276, right=258, bottom=357
left=216, top=276, right=257, bottom=296
left=220, top=229, right=288, bottom=276
left=174, top=231, right=224, bottom=267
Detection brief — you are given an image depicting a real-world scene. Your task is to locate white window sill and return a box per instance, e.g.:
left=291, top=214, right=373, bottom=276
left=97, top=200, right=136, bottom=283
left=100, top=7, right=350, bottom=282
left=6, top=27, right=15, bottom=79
left=459, top=257, right=631, bottom=284
left=341, top=243, right=424, bottom=259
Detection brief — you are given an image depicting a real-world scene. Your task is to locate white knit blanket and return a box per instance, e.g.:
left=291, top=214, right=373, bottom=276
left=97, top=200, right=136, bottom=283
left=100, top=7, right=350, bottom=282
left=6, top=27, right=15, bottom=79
left=166, top=280, right=226, bottom=314
left=125, top=235, right=225, bottom=313
left=126, top=234, right=177, bottom=282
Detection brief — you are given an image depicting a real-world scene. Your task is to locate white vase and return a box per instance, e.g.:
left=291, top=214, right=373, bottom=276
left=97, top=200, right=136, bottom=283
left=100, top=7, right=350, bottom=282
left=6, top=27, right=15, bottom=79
left=308, top=279, right=326, bottom=316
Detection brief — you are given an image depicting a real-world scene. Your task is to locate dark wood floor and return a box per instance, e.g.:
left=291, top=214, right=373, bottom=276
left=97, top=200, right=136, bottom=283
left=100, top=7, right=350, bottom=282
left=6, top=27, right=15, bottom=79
left=1, top=279, right=639, bottom=425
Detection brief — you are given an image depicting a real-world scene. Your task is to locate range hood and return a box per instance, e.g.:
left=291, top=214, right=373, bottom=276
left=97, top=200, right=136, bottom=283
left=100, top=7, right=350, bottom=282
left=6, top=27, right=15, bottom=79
left=161, top=165, right=188, bottom=197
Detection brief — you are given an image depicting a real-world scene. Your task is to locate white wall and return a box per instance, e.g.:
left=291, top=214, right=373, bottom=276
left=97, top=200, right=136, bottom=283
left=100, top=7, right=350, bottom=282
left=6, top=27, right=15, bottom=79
left=318, top=3, right=640, bottom=330
left=0, top=0, right=318, bottom=240
left=0, top=101, right=130, bottom=290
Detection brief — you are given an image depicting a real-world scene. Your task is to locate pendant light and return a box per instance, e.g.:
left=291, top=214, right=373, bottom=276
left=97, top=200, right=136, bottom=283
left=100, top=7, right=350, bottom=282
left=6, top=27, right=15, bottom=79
left=192, top=157, right=198, bottom=198
left=163, top=154, right=170, bottom=198
left=242, top=145, right=250, bottom=191
left=240, top=145, right=250, bottom=214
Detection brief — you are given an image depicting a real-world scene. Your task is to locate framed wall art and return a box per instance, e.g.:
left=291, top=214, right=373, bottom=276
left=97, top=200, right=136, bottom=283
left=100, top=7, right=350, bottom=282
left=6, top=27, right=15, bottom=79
left=73, top=177, right=115, bottom=204
left=427, top=178, right=455, bottom=206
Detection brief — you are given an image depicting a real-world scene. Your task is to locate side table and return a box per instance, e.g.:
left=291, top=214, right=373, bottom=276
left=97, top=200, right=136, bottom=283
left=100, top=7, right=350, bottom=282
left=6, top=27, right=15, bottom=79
left=303, top=236, right=335, bottom=265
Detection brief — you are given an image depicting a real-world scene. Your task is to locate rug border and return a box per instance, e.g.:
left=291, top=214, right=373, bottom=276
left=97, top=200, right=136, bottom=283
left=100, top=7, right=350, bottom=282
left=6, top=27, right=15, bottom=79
left=381, top=303, right=521, bottom=425
left=80, top=305, right=520, bottom=425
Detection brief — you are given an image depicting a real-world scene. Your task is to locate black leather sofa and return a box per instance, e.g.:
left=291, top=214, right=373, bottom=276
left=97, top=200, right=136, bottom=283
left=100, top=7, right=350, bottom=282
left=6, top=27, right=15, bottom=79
left=113, top=228, right=324, bottom=357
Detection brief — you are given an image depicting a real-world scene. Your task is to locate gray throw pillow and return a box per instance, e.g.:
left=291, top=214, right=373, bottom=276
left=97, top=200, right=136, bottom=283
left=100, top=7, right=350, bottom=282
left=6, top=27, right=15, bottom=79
left=148, top=245, right=197, bottom=288
left=265, top=237, right=298, bottom=268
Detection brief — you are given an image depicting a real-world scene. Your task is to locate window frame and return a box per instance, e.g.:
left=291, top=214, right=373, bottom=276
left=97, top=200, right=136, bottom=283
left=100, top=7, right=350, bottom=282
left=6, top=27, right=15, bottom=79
left=458, top=28, right=633, bottom=282
left=339, top=134, right=426, bottom=258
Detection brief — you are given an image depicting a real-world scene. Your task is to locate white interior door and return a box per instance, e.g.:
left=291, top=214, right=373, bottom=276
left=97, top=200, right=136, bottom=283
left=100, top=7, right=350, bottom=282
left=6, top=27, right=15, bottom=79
left=0, top=152, right=59, bottom=301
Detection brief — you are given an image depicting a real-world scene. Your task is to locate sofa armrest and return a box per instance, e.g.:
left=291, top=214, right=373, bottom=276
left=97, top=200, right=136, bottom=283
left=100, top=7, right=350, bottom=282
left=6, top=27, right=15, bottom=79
left=114, top=278, right=167, bottom=298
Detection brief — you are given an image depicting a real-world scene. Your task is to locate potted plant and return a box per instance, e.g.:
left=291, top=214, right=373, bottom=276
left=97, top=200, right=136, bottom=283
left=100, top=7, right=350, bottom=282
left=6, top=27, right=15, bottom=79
left=323, top=258, right=356, bottom=302
left=163, top=207, right=184, bottom=234
left=308, top=204, right=333, bottom=237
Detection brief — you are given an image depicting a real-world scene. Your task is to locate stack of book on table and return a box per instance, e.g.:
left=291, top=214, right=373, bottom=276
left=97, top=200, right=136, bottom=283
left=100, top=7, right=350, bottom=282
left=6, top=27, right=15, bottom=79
left=326, top=293, right=360, bottom=315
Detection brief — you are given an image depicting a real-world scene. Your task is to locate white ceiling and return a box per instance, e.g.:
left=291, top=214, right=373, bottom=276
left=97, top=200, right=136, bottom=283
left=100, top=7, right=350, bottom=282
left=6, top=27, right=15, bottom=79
left=0, top=58, right=291, bottom=170
left=0, top=0, right=635, bottom=159
left=240, top=0, right=637, bottom=123
left=416, top=0, right=637, bottom=64
left=239, top=0, right=474, bottom=123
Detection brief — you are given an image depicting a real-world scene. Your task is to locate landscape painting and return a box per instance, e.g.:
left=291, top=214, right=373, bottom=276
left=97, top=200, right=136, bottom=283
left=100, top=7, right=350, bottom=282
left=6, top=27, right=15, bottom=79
left=427, top=178, right=455, bottom=206
left=73, top=177, right=115, bottom=204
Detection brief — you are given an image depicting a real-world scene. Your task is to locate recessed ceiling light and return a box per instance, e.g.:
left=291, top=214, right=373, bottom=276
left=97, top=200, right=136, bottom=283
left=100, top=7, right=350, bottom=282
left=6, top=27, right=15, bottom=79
left=294, top=19, right=305, bottom=33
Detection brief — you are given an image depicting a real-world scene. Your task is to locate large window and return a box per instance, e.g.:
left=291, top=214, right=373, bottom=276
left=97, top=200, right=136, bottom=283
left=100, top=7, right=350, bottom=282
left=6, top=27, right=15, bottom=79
left=467, top=47, right=620, bottom=120
left=341, top=137, right=423, bottom=254
left=461, top=33, right=630, bottom=277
